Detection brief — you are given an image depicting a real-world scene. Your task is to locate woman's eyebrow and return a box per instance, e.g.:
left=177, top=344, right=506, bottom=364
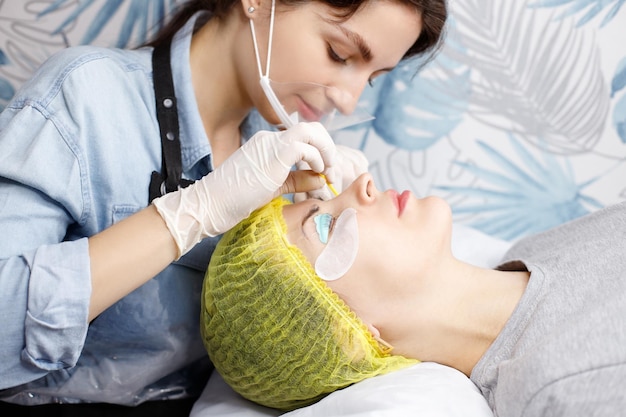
left=337, top=25, right=396, bottom=72
left=338, top=25, right=372, bottom=62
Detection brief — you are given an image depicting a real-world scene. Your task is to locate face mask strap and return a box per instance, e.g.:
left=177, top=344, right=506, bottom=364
left=249, top=0, right=274, bottom=80
left=249, top=0, right=299, bottom=128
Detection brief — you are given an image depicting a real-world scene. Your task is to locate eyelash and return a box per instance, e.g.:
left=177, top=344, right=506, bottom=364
left=327, top=45, right=347, bottom=65
left=327, top=45, right=374, bottom=87
left=319, top=216, right=336, bottom=241
left=310, top=204, right=336, bottom=237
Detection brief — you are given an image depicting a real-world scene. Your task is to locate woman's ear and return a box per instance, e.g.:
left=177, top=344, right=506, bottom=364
left=241, top=0, right=261, bottom=17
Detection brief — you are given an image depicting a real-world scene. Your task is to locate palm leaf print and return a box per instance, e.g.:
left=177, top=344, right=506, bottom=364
left=437, top=134, right=602, bottom=240
left=39, top=0, right=182, bottom=48
left=0, top=48, right=13, bottom=109
left=451, top=0, right=608, bottom=154
left=366, top=21, right=471, bottom=152
left=611, top=57, right=626, bottom=142
left=529, top=0, right=625, bottom=27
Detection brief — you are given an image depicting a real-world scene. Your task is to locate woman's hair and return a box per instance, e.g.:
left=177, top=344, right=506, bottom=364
left=145, top=0, right=447, bottom=62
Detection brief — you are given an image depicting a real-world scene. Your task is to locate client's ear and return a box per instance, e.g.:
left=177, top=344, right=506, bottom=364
left=367, top=323, right=394, bottom=353
left=367, top=323, right=381, bottom=339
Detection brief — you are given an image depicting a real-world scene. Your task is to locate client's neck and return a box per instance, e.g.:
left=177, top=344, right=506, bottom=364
left=391, top=261, right=529, bottom=377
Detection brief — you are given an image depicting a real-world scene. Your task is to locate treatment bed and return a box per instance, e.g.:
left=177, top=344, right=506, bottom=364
left=190, top=224, right=511, bottom=417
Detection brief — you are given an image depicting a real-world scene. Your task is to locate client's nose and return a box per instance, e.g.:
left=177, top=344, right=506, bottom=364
left=351, top=173, right=377, bottom=204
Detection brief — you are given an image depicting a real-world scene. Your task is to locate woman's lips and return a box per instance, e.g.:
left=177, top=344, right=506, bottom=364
left=296, top=97, right=323, bottom=122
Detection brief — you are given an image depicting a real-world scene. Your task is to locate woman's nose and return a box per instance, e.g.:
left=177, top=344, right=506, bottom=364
left=325, top=73, right=369, bottom=115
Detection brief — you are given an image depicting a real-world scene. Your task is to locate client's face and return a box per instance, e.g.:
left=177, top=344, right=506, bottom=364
left=282, top=173, right=453, bottom=329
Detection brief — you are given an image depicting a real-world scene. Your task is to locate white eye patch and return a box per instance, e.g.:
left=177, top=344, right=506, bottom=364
left=313, top=208, right=358, bottom=281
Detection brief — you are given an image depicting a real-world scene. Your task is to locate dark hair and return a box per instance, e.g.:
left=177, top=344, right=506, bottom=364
left=145, top=0, right=447, bottom=62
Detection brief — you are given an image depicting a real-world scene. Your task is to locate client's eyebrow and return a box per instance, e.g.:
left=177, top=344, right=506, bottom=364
left=302, top=205, right=320, bottom=227
left=301, top=205, right=320, bottom=240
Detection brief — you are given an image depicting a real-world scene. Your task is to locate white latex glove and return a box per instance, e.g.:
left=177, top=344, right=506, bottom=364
left=153, top=122, right=336, bottom=258
left=294, top=144, right=369, bottom=202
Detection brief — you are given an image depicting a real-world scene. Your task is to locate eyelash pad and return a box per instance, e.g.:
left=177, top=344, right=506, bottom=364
left=314, top=208, right=358, bottom=281
left=314, top=213, right=333, bottom=244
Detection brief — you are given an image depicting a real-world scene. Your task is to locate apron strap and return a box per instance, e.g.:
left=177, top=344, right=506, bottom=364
left=149, top=37, right=194, bottom=203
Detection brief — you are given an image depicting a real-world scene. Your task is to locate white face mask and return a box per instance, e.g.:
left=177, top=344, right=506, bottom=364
left=248, top=0, right=374, bottom=131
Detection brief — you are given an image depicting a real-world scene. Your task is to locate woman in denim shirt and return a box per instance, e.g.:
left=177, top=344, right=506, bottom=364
left=0, top=0, right=447, bottom=414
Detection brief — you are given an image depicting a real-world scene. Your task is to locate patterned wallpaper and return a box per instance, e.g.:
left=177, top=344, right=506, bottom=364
left=1, top=0, right=624, bottom=241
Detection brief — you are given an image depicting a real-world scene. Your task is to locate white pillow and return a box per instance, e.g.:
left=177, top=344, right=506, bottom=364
left=451, top=223, right=513, bottom=268
left=190, top=370, right=280, bottom=417
left=190, top=363, right=494, bottom=417
left=283, top=363, right=493, bottom=417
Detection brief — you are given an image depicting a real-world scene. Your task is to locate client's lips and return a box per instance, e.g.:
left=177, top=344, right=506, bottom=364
left=398, top=190, right=411, bottom=216
left=388, top=190, right=401, bottom=216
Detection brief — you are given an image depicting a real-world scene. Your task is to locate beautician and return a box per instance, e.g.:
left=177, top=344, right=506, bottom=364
left=0, top=0, right=447, bottom=414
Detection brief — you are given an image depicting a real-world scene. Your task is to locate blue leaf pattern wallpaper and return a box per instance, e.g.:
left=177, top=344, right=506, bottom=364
left=0, top=0, right=624, bottom=242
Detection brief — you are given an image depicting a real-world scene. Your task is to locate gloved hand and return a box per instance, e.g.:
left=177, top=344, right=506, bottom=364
left=294, top=144, right=369, bottom=202
left=153, top=122, right=336, bottom=258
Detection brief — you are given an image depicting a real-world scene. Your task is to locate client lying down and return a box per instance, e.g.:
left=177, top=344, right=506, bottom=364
left=201, top=173, right=626, bottom=415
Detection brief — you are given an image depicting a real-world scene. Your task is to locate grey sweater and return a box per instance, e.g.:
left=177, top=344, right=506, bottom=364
left=471, top=201, right=626, bottom=417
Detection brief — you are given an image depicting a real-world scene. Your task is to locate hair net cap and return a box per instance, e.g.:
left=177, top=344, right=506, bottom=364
left=201, top=197, right=418, bottom=411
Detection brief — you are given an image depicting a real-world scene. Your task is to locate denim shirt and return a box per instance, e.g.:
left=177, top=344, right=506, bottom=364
left=0, top=13, right=269, bottom=405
